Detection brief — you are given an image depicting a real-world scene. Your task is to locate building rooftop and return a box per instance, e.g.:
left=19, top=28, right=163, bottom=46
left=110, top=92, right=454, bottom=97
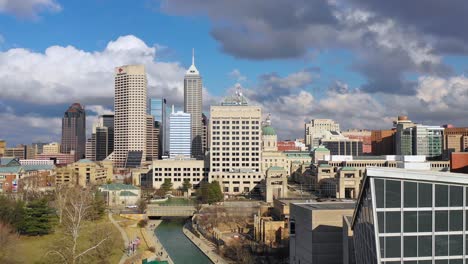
left=77, top=159, right=94, bottom=163
left=22, top=164, right=55, bottom=171
left=0, top=157, right=19, bottom=166
left=268, top=166, right=286, bottom=171
left=365, top=167, right=468, bottom=184
left=262, top=125, right=277, bottom=136
left=341, top=166, right=356, bottom=171
left=313, top=146, right=330, bottom=152
left=293, top=201, right=356, bottom=210
left=100, top=183, right=139, bottom=191
left=0, top=166, right=23, bottom=174
left=119, top=190, right=138, bottom=197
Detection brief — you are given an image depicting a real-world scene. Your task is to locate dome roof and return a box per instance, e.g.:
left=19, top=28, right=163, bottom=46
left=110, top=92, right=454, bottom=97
left=262, top=125, right=277, bottom=136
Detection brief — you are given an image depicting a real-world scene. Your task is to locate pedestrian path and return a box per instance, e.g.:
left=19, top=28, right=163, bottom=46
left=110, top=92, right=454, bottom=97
left=108, top=212, right=129, bottom=264
left=182, top=223, right=230, bottom=264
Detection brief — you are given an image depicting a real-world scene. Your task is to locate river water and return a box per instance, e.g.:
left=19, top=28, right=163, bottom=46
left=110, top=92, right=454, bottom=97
left=155, top=219, right=212, bottom=264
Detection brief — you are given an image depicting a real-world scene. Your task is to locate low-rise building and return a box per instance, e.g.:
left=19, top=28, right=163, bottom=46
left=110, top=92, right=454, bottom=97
left=99, top=183, right=141, bottom=206
left=36, top=152, right=75, bottom=165
left=253, top=215, right=288, bottom=247
left=289, top=200, right=355, bottom=264
left=263, top=166, right=288, bottom=203
left=55, top=159, right=113, bottom=187
left=152, top=158, right=208, bottom=190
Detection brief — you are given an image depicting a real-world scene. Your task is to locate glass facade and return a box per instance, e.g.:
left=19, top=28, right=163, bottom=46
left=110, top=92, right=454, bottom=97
left=150, top=98, right=166, bottom=156
left=354, top=172, right=468, bottom=264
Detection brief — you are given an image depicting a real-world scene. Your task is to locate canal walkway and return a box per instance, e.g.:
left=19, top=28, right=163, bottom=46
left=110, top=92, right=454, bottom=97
left=182, top=223, right=230, bottom=264
left=148, top=220, right=175, bottom=264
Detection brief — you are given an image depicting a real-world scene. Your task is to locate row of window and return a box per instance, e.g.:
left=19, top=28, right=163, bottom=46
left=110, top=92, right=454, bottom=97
left=213, top=121, right=259, bottom=125
left=375, top=179, right=467, bottom=209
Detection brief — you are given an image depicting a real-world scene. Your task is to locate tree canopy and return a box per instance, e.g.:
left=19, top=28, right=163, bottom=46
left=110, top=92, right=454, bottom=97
left=197, top=181, right=223, bottom=204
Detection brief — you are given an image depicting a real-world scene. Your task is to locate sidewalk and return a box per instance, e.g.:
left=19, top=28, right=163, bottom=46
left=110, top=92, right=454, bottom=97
left=182, top=223, right=230, bottom=264
left=108, top=212, right=129, bottom=264
left=148, top=220, right=174, bottom=264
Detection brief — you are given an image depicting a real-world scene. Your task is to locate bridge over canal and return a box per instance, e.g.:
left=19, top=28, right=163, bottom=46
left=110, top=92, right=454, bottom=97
left=146, top=204, right=196, bottom=217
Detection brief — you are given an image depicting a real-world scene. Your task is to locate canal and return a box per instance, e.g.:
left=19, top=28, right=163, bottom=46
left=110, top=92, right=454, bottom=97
left=155, top=219, right=212, bottom=264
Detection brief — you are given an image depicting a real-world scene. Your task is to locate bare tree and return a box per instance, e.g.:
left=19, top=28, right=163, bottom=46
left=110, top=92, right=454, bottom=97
left=54, top=184, right=69, bottom=225
left=47, top=188, right=111, bottom=264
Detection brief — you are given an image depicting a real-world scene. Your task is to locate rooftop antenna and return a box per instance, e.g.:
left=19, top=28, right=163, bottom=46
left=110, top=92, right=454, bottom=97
left=192, top=48, right=195, bottom=66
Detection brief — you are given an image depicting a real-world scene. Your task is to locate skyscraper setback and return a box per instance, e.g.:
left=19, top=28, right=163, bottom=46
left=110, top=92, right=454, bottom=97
left=184, top=49, right=203, bottom=158
left=61, top=103, right=86, bottom=161
left=113, top=65, right=147, bottom=168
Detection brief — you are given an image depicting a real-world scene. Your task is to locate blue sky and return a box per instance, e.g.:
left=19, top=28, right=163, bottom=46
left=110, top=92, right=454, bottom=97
left=1, top=0, right=468, bottom=145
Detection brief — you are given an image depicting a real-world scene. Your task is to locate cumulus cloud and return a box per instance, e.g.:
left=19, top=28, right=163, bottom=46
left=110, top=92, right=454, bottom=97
left=224, top=68, right=468, bottom=140
left=0, top=35, right=192, bottom=145
left=0, top=35, right=187, bottom=107
left=157, top=0, right=462, bottom=95
left=0, top=0, right=61, bottom=18
left=228, top=69, right=246, bottom=82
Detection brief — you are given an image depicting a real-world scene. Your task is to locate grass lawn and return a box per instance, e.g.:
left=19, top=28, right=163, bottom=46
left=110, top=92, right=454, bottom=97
left=15, top=216, right=124, bottom=263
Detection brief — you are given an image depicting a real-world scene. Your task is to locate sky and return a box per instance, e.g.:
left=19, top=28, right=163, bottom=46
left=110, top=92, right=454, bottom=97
left=1, top=0, right=468, bottom=146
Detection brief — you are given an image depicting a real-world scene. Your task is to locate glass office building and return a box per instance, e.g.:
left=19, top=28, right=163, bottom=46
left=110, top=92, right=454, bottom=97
left=150, top=98, right=167, bottom=156
left=353, top=167, right=468, bottom=264
left=169, top=111, right=191, bottom=159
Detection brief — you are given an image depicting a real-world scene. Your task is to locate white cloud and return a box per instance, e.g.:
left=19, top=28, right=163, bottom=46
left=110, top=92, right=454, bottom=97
left=0, top=111, right=61, bottom=145
left=228, top=69, right=246, bottom=82
left=0, top=35, right=187, bottom=106
left=0, top=0, right=61, bottom=18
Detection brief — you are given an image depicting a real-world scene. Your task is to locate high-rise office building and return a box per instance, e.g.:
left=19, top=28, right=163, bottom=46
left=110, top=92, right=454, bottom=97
left=101, top=114, right=114, bottom=155
left=146, top=115, right=159, bottom=161
left=169, top=106, right=191, bottom=159
left=150, top=98, right=167, bottom=156
left=305, top=119, right=340, bottom=149
left=202, top=113, right=209, bottom=154
left=353, top=167, right=468, bottom=263
left=394, top=115, right=416, bottom=156
left=209, top=89, right=263, bottom=194
left=113, top=65, right=147, bottom=168
left=413, top=125, right=444, bottom=159
left=61, top=103, right=86, bottom=161
left=184, top=49, right=203, bottom=158
left=85, top=116, right=114, bottom=161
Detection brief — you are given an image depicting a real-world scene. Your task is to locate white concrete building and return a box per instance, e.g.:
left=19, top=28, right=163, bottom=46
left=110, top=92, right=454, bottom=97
left=209, top=88, right=263, bottom=195
left=42, top=142, right=60, bottom=154
left=113, top=65, right=147, bottom=168
left=152, top=158, right=208, bottom=190
left=305, top=119, right=341, bottom=149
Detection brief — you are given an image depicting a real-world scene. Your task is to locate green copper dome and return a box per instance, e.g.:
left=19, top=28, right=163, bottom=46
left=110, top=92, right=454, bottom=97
left=262, top=125, right=277, bottom=136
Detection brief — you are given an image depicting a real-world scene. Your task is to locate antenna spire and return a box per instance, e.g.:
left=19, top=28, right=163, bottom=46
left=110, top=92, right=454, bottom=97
left=192, top=48, right=195, bottom=65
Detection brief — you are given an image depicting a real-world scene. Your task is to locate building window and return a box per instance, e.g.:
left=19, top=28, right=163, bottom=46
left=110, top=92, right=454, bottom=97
left=435, top=184, right=449, bottom=207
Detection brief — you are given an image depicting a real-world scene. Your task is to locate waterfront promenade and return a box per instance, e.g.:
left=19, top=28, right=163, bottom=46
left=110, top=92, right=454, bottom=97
left=182, top=222, right=231, bottom=264
left=148, top=220, right=175, bottom=264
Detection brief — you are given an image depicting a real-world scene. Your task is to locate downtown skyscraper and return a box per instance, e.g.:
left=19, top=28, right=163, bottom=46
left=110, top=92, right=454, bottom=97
left=113, top=65, right=147, bottom=168
left=61, top=103, right=86, bottom=161
left=184, top=49, right=203, bottom=158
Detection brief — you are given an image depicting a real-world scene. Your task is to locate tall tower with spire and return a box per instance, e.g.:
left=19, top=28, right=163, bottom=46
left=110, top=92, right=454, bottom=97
left=184, top=48, right=203, bottom=158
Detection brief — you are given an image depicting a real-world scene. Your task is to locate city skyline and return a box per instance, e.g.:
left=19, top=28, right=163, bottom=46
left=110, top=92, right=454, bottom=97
left=1, top=1, right=468, bottom=145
